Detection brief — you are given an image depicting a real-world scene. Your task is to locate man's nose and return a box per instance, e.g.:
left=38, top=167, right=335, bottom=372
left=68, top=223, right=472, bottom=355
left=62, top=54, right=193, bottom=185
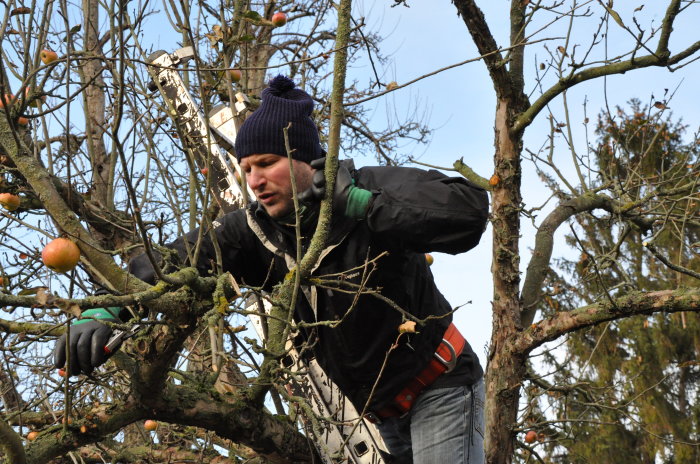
left=246, top=169, right=265, bottom=190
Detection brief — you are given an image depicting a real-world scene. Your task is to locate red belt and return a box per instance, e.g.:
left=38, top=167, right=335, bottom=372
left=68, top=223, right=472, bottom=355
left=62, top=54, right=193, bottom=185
left=366, top=322, right=465, bottom=423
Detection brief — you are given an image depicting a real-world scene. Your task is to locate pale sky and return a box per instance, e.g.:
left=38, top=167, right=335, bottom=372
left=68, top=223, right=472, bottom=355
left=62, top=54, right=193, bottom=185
left=351, top=0, right=700, bottom=365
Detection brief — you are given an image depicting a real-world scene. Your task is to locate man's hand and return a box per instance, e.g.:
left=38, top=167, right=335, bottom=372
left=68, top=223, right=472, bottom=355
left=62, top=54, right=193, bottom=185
left=299, top=158, right=372, bottom=219
left=53, top=308, right=120, bottom=377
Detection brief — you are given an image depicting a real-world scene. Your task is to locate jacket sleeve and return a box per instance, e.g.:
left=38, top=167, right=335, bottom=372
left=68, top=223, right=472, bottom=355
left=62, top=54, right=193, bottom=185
left=128, top=209, right=266, bottom=286
left=358, top=166, right=489, bottom=254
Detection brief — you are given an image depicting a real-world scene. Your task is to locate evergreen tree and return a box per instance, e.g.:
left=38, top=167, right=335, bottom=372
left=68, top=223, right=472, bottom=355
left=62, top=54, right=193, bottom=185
left=529, top=101, right=700, bottom=464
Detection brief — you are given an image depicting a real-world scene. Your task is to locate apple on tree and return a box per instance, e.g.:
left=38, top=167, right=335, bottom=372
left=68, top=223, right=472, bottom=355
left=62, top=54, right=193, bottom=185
left=228, top=69, right=242, bottom=83
left=41, top=237, right=81, bottom=273
left=524, top=430, right=537, bottom=444
left=40, top=49, right=58, bottom=64
left=271, top=12, right=287, bottom=27
left=0, top=193, right=20, bottom=211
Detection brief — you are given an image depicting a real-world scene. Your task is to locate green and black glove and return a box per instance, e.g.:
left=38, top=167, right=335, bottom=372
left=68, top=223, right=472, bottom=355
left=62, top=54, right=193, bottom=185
left=53, top=307, right=121, bottom=377
left=299, top=158, right=372, bottom=219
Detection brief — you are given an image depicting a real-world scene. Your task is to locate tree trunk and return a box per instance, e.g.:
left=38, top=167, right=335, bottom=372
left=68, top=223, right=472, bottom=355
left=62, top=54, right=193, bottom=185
left=81, top=0, right=111, bottom=210
left=485, top=98, right=524, bottom=464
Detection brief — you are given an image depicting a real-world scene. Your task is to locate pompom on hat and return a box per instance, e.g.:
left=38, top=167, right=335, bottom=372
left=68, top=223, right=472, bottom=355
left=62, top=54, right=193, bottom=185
left=234, top=75, right=324, bottom=163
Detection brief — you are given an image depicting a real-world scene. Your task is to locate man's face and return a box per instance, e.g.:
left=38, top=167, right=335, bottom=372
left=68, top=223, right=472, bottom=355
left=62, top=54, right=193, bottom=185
left=240, top=153, right=314, bottom=218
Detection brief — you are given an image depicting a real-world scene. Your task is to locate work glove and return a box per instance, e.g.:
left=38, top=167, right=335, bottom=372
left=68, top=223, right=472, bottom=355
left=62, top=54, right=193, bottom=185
left=53, top=307, right=121, bottom=377
left=299, top=158, right=372, bottom=219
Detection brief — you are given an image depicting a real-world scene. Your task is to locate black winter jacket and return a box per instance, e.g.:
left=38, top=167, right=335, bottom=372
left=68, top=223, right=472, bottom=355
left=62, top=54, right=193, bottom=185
left=130, top=162, right=489, bottom=411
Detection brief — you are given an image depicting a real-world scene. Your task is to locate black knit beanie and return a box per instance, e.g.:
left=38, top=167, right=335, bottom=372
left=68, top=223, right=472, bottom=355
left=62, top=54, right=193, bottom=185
left=235, top=76, right=324, bottom=163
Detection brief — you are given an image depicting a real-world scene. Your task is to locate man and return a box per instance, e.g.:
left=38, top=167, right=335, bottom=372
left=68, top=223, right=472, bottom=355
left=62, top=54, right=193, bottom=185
left=55, top=76, right=490, bottom=463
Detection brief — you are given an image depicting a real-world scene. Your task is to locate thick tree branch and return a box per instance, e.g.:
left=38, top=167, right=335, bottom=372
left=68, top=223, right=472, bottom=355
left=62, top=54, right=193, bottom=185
left=452, top=0, right=514, bottom=98
left=0, top=318, right=62, bottom=337
left=508, top=0, right=527, bottom=94
left=23, top=398, right=142, bottom=462
left=516, top=287, right=700, bottom=354
left=72, top=445, right=246, bottom=463
left=0, top=267, right=203, bottom=318
left=513, top=40, right=700, bottom=133
left=145, top=384, right=317, bottom=463
left=80, top=0, right=112, bottom=211
left=0, top=419, right=26, bottom=464
left=520, top=191, right=656, bottom=326
left=454, top=158, right=491, bottom=190
left=0, top=363, right=23, bottom=412
left=657, top=0, right=681, bottom=55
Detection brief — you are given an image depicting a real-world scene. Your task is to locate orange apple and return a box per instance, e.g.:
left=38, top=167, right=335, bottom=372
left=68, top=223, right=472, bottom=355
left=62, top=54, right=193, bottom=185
left=17, top=116, right=29, bottom=126
left=40, top=49, right=58, bottom=64
left=425, top=253, right=434, bottom=266
left=271, top=12, right=287, bottom=27
left=0, top=193, right=20, bottom=211
left=144, top=419, right=158, bottom=431
left=42, top=238, right=81, bottom=273
left=524, top=430, right=537, bottom=444
left=27, top=431, right=39, bottom=441
left=228, top=69, right=242, bottom=83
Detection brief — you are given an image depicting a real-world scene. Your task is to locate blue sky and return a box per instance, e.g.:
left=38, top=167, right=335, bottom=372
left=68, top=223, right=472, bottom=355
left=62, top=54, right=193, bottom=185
left=350, top=1, right=700, bottom=364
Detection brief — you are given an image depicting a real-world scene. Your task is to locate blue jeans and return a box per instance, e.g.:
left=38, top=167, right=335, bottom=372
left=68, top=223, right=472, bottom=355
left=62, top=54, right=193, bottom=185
left=376, top=378, right=485, bottom=464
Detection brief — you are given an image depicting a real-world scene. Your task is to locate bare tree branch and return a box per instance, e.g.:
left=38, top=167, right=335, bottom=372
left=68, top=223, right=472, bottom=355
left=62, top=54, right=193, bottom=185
left=516, top=287, right=700, bottom=354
